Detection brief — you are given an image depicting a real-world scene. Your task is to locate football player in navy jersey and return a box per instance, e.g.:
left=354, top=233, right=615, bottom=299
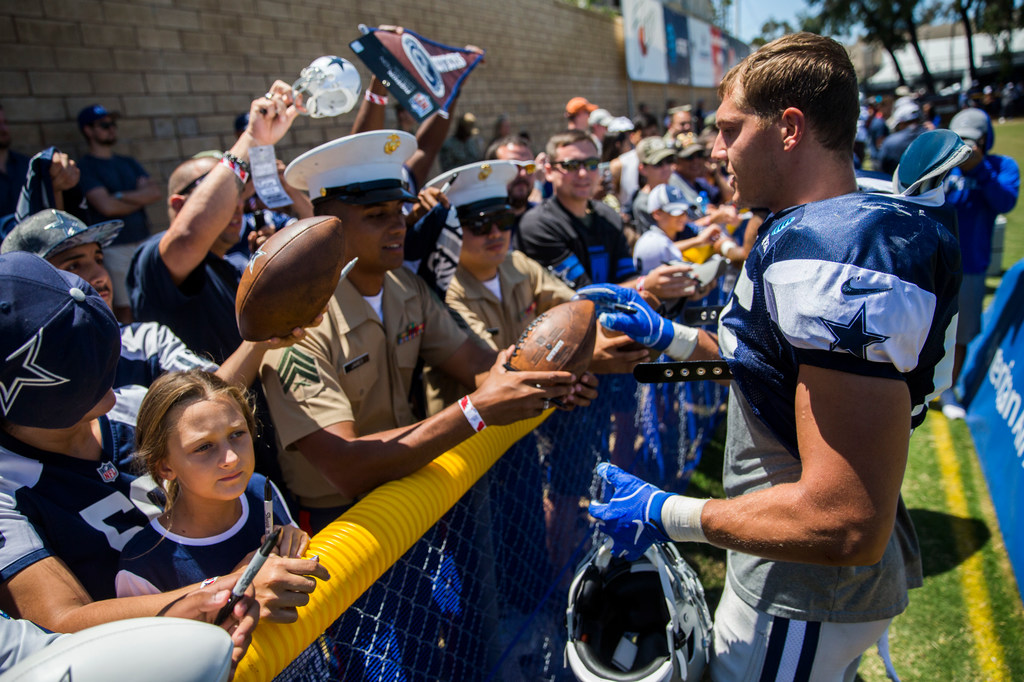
left=580, top=33, right=961, bottom=681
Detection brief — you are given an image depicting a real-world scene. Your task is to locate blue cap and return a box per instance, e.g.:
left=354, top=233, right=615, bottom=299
left=648, top=183, right=692, bottom=216
left=1, top=210, right=123, bottom=260
left=77, top=104, right=118, bottom=130
left=0, top=252, right=120, bottom=428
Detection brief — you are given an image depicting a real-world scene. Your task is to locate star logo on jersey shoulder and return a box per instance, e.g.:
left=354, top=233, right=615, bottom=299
left=0, top=329, right=69, bottom=416
left=820, top=304, right=889, bottom=360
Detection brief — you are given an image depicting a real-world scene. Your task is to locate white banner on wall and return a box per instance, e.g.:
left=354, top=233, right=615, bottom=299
left=688, top=16, right=715, bottom=88
left=623, top=0, right=669, bottom=83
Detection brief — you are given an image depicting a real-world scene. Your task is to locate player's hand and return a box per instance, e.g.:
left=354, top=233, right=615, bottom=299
left=642, top=263, right=700, bottom=300
left=270, top=525, right=311, bottom=559
left=575, top=285, right=675, bottom=351
left=471, top=348, right=575, bottom=424
left=49, top=151, right=80, bottom=192
left=249, top=555, right=330, bottom=623
left=164, top=574, right=259, bottom=677
left=589, top=463, right=670, bottom=560
left=247, top=80, right=302, bottom=147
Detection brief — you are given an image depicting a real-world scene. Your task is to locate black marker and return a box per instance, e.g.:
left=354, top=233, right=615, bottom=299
left=611, top=303, right=638, bottom=315
left=215, top=527, right=281, bottom=625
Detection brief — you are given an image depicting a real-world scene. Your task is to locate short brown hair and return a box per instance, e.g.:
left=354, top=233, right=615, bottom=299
left=718, top=32, right=858, bottom=154
left=545, top=129, right=596, bottom=160
left=134, top=369, right=256, bottom=509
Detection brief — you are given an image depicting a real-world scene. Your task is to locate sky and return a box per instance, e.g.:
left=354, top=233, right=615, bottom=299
left=734, top=0, right=809, bottom=44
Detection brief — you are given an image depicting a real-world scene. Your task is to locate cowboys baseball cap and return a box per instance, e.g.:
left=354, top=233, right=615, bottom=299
left=566, top=97, right=598, bottom=116
left=676, top=143, right=705, bottom=159
left=889, top=100, right=921, bottom=127
left=285, top=130, right=418, bottom=205
left=77, top=104, right=119, bottom=130
left=0, top=252, right=120, bottom=429
left=1, top=210, right=123, bottom=260
left=949, top=108, right=988, bottom=143
left=648, top=184, right=692, bottom=216
left=636, top=137, right=675, bottom=165
left=607, top=116, right=635, bottom=133
left=425, top=160, right=516, bottom=223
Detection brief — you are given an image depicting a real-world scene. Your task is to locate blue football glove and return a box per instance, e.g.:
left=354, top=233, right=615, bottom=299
left=573, top=284, right=674, bottom=351
left=589, top=463, right=671, bottom=560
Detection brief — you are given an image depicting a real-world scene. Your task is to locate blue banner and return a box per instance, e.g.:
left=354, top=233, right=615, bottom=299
left=960, top=257, right=1024, bottom=599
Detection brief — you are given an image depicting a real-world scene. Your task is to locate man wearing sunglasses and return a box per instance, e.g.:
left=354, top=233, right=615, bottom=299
left=76, top=104, right=162, bottom=323
left=516, top=130, right=701, bottom=302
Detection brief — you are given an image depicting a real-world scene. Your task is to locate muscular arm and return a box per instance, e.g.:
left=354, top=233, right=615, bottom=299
left=700, top=365, right=911, bottom=565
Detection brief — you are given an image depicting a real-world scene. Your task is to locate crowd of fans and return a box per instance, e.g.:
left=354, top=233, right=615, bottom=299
left=0, top=28, right=1018, bottom=680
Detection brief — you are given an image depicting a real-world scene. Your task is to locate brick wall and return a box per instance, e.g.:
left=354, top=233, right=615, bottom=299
left=1, top=0, right=714, bottom=229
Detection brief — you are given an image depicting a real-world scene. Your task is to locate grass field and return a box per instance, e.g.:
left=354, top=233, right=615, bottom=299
left=683, top=118, right=1024, bottom=681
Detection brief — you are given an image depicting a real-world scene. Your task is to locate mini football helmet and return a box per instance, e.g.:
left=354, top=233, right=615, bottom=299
left=565, top=541, right=712, bottom=682
left=292, top=56, right=362, bottom=118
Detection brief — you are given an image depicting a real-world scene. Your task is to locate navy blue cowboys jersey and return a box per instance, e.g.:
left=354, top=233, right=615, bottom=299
left=718, top=192, right=961, bottom=456
left=115, top=476, right=295, bottom=596
left=0, top=418, right=162, bottom=601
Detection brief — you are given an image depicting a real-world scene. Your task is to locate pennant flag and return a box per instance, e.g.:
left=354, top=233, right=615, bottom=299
left=349, top=26, right=485, bottom=123
left=14, top=146, right=59, bottom=224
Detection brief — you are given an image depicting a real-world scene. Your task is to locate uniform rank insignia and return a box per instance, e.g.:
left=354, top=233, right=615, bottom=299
left=397, top=322, right=424, bottom=345
left=277, top=347, right=320, bottom=393
left=96, top=461, right=119, bottom=483
left=519, top=301, right=537, bottom=321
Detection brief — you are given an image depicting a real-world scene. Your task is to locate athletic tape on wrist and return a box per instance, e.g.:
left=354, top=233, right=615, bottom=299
left=665, top=323, right=699, bottom=361
left=660, top=495, right=709, bottom=543
left=364, top=91, right=389, bottom=106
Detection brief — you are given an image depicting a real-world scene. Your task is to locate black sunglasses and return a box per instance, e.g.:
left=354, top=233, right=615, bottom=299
left=555, top=157, right=601, bottom=173
left=174, top=171, right=211, bottom=197
left=463, top=212, right=516, bottom=236
left=94, top=121, right=117, bottom=130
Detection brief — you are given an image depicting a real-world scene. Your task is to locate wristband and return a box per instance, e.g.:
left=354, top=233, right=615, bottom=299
left=718, top=239, right=738, bottom=257
left=635, top=276, right=645, bottom=294
left=220, top=153, right=251, bottom=184
left=364, top=91, right=389, bottom=106
left=459, top=395, right=487, bottom=433
left=660, top=495, right=709, bottom=543
left=199, top=576, right=219, bottom=589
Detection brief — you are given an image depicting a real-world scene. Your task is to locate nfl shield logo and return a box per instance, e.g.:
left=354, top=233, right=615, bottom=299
left=96, top=461, right=118, bottom=483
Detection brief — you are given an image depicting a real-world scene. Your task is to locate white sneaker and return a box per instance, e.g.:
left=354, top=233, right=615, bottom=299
left=939, top=389, right=966, bottom=420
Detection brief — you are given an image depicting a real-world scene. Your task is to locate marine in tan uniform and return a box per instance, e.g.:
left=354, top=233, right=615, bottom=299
left=260, top=132, right=597, bottom=532
left=422, top=160, right=649, bottom=414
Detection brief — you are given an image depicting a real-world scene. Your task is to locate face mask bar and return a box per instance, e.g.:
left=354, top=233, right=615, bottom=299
left=292, top=56, right=362, bottom=118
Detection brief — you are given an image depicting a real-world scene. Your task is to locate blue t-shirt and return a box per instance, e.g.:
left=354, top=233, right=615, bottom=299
left=719, top=191, right=962, bottom=455
left=115, top=476, right=295, bottom=595
left=77, top=154, right=151, bottom=245
left=0, top=417, right=161, bottom=601
left=127, top=232, right=244, bottom=365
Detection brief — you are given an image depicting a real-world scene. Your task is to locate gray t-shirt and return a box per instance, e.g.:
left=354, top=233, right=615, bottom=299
left=723, top=389, right=923, bottom=623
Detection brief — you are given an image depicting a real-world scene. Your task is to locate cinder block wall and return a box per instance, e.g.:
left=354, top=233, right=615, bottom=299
left=1, top=0, right=714, bottom=229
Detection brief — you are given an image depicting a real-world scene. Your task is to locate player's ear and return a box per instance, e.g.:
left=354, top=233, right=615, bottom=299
left=778, top=107, right=804, bottom=151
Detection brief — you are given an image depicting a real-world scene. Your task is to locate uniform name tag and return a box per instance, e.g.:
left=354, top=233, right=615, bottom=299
left=344, top=353, right=370, bottom=374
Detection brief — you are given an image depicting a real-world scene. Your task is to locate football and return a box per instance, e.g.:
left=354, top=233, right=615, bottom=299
left=506, top=300, right=597, bottom=377
left=1, top=617, right=232, bottom=682
left=235, top=215, right=346, bottom=341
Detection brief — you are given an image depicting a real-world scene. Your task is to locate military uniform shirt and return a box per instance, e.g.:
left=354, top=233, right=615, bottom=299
left=261, top=267, right=468, bottom=507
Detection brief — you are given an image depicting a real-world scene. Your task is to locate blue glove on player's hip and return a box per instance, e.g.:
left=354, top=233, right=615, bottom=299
left=589, top=462, right=671, bottom=560
left=573, top=284, right=675, bottom=351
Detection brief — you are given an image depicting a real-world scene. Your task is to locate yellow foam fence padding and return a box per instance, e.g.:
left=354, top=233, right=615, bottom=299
left=237, top=410, right=551, bottom=682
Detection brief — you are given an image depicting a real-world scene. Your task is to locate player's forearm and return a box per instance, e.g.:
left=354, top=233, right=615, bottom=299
left=350, top=77, right=388, bottom=135
left=25, top=584, right=198, bottom=634
left=699, top=482, right=894, bottom=566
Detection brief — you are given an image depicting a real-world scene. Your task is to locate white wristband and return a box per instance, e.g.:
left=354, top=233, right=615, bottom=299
left=459, top=395, right=487, bottom=433
left=665, top=323, right=700, bottom=361
left=718, top=239, right=738, bottom=257
left=660, top=495, right=709, bottom=543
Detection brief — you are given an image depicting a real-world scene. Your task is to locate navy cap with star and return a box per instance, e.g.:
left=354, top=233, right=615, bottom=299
left=0, top=252, right=121, bottom=428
